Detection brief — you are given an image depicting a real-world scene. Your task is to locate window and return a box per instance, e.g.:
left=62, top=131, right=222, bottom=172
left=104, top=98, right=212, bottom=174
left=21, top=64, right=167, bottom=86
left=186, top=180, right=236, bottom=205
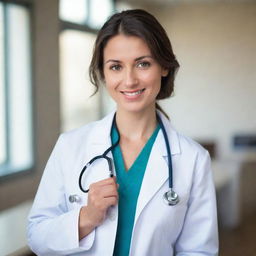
left=60, top=0, right=114, bottom=29
left=0, top=2, right=33, bottom=177
left=59, top=0, right=115, bottom=132
left=60, top=30, right=99, bottom=131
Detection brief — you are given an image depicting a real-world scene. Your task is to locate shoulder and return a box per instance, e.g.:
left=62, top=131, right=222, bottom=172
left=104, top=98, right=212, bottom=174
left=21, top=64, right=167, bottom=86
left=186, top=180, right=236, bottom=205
left=176, top=131, right=211, bottom=171
left=167, top=125, right=212, bottom=181
left=55, top=121, right=96, bottom=149
left=60, top=120, right=98, bottom=143
left=56, top=111, right=115, bottom=147
left=158, top=111, right=209, bottom=159
left=177, top=131, right=208, bottom=157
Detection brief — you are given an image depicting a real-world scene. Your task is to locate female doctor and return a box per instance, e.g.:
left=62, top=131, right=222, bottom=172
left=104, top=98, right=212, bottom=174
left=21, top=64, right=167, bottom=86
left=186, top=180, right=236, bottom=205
left=27, top=9, right=218, bottom=256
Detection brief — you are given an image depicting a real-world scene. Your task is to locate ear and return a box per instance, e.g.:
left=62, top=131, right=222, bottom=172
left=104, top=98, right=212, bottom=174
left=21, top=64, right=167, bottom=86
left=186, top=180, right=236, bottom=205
left=161, top=68, right=169, bottom=77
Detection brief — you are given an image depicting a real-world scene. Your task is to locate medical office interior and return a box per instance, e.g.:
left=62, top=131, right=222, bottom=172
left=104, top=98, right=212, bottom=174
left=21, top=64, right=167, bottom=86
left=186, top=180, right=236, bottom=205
left=0, top=0, right=255, bottom=255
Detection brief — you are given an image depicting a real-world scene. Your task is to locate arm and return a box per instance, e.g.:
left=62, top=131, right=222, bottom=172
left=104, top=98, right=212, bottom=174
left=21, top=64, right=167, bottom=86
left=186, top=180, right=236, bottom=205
left=27, top=135, right=95, bottom=256
left=175, top=151, right=219, bottom=256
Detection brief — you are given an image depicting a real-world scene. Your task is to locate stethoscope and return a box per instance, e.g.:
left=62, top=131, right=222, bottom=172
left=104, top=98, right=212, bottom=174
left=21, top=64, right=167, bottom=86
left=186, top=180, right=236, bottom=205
left=70, top=113, right=179, bottom=206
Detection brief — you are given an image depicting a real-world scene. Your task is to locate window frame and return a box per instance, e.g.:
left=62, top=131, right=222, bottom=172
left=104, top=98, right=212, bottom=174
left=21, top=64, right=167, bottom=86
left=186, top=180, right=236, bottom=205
left=59, top=0, right=116, bottom=32
left=0, top=0, right=35, bottom=181
left=59, top=0, right=116, bottom=128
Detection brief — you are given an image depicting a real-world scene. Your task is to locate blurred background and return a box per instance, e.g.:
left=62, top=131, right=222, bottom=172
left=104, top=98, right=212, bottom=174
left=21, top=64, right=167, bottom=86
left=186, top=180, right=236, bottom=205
left=0, top=0, right=255, bottom=255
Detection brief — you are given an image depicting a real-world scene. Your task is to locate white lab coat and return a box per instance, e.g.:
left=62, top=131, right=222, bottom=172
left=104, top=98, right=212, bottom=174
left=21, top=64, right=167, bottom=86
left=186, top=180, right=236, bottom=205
left=27, top=111, right=219, bottom=256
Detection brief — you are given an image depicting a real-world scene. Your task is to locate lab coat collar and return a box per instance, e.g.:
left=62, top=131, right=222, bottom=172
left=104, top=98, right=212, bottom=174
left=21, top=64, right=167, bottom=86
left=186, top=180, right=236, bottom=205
left=85, top=111, right=115, bottom=159
left=155, top=110, right=181, bottom=156
left=89, top=110, right=181, bottom=157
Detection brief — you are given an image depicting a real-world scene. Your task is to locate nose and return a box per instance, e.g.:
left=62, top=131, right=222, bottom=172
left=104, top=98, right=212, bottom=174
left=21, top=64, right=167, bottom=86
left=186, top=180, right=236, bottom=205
left=123, top=68, right=138, bottom=88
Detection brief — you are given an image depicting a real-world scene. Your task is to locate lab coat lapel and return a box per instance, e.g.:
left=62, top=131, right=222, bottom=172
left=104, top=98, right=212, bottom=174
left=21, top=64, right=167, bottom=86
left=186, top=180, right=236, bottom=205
left=134, top=133, right=168, bottom=223
left=86, top=111, right=115, bottom=160
left=134, top=113, right=181, bottom=223
left=84, top=112, right=119, bottom=255
left=82, top=112, right=116, bottom=191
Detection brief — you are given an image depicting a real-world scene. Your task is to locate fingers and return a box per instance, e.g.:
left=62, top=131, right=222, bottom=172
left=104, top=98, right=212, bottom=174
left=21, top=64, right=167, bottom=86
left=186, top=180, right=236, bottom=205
left=88, top=177, right=119, bottom=208
left=89, top=178, right=118, bottom=199
left=91, top=177, right=118, bottom=188
left=98, top=185, right=118, bottom=198
left=80, top=177, right=119, bottom=229
left=103, top=197, right=118, bottom=208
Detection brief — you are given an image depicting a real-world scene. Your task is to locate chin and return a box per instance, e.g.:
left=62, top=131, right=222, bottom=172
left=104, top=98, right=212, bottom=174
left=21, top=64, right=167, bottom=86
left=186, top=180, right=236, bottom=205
left=118, top=102, right=155, bottom=114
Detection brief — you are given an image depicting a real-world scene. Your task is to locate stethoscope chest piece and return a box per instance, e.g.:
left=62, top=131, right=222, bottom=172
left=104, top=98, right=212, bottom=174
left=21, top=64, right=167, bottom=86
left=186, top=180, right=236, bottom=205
left=163, top=189, right=179, bottom=206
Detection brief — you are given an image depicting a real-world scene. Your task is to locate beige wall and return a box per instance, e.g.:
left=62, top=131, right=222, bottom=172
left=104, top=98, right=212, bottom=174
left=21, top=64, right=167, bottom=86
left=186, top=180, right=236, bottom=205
left=0, top=0, right=60, bottom=210
left=148, top=3, right=256, bottom=161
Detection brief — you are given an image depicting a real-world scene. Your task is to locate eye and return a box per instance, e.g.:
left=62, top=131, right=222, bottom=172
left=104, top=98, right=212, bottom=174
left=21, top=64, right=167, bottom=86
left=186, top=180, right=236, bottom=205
left=137, top=61, right=151, bottom=68
left=110, top=64, right=122, bottom=71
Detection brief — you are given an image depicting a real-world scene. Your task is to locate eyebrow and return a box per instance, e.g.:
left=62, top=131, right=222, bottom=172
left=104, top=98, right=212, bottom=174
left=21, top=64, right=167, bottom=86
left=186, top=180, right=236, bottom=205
left=104, top=55, right=153, bottom=64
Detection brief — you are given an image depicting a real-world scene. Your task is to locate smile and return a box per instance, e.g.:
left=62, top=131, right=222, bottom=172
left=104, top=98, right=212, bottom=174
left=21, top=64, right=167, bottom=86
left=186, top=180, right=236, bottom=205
left=121, top=89, right=145, bottom=96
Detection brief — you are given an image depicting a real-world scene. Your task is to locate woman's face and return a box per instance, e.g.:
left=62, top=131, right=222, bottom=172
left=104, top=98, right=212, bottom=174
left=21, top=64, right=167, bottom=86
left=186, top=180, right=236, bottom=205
left=103, top=34, right=168, bottom=114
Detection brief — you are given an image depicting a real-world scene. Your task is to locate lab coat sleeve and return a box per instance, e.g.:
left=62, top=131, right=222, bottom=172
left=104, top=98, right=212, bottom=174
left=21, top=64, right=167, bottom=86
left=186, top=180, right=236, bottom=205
left=27, top=135, right=95, bottom=255
left=175, top=150, right=219, bottom=256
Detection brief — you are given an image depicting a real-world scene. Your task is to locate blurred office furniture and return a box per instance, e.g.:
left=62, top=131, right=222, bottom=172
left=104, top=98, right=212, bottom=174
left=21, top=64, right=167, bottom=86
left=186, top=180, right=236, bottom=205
left=239, top=161, right=256, bottom=219
left=0, top=200, right=33, bottom=256
left=219, top=162, right=256, bottom=255
left=199, top=141, right=242, bottom=228
left=212, top=159, right=256, bottom=229
left=212, top=160, right=241, bottom=228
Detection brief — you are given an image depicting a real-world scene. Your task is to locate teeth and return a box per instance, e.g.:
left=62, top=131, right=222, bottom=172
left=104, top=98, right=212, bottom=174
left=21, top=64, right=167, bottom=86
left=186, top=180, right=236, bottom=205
left=122, top=89, right=144, bottom=96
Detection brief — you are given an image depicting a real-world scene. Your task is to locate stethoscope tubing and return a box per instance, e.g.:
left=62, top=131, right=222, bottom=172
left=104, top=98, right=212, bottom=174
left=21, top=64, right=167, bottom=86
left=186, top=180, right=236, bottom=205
left=78, top=113, right=179, bottom=205
left=78, top=117, right=119, bottom=193
left=157, top=115, right=173, bottom=189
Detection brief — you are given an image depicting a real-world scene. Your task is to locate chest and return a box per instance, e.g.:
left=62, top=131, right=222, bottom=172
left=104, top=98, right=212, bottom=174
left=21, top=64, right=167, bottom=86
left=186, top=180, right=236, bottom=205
left=119, top=139, right=146, bottom=170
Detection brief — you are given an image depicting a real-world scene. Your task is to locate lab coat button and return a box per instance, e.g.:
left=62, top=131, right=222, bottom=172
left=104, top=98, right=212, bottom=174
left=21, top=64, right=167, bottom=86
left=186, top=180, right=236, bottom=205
left=69, top=194, right=81, bottom=203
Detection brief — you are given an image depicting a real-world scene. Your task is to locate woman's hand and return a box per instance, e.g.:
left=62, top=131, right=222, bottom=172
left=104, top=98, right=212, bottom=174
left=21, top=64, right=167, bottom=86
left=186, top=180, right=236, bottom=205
left=78, top=177, right=118, bottom=239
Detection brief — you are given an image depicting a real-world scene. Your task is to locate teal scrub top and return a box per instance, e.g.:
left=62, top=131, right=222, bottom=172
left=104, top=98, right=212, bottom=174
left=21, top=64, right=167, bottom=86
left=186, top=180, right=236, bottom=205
left=111, top=123, right=160, bottom=256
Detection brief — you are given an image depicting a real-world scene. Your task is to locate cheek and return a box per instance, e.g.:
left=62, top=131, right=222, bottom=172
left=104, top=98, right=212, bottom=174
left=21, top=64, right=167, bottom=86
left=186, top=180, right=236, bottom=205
left=104, top=75, right=121, bottom=100
left=104, top=71, right=117, bottom=89
left=105, top=77, right=119, bottom=91
left=141, top=72, right=162, bottom=91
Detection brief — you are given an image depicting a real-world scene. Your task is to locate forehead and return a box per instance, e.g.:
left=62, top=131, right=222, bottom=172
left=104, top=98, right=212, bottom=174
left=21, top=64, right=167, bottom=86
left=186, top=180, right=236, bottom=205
left=103, top=34, right=151, bottom=60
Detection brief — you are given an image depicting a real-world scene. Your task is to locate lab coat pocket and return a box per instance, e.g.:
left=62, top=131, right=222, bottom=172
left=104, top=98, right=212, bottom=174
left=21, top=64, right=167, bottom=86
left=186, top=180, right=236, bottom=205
left=161, top=190, right=190, bottom=240
left=138, top=187, right=190, bottom=247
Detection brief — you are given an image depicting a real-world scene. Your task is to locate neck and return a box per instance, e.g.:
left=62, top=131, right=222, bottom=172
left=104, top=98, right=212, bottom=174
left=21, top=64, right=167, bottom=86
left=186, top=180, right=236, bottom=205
left=115, top=107, right=157, bottom=141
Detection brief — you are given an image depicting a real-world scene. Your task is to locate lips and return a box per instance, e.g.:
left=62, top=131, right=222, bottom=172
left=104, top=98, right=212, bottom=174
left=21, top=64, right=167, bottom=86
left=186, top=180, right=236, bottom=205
left=121, top=88, right=145, bottom=96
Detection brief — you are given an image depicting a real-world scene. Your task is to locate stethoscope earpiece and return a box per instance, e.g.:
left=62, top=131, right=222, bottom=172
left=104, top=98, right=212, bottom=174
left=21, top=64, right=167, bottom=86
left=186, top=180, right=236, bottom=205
left=163, top=189, right=179, bottom=206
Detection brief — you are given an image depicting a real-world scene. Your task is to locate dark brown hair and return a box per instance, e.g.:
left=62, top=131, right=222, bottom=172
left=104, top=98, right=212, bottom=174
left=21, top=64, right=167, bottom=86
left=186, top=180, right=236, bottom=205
left=89, top=9, right=179, bottom=113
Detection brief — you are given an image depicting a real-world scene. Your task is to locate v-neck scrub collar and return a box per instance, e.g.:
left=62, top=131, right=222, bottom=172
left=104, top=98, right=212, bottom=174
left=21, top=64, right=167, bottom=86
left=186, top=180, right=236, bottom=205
left=111, top=122, right=160, bottom=256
